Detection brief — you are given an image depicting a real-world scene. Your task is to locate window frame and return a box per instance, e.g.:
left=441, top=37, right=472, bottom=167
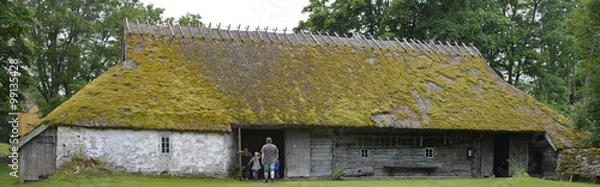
left=425, top=147, right=434, bottom=158
left=160, top=134, right=171, bottom=154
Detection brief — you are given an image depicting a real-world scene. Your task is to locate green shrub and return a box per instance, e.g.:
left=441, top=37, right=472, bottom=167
left=332, top=166, right=346, bottom=180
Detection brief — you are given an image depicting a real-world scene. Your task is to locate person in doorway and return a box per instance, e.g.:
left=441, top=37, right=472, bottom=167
left=240, top=147, right=252, bottom=180
left=261, top=137, right=279, bottom=183
left=247, top=152, right=262, bottom=180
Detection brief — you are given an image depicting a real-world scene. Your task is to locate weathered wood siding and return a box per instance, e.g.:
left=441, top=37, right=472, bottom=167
left=19, top=126, right=56, bottom=183
left=334, top=137, right=473, bottom=176
left=284, top=130, right=311, bottom=178
left=480, top=134, right=494, bottom=177
left=310, top=137, right=333, bottom=177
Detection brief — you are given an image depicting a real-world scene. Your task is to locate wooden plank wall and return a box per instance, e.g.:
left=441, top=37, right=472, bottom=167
left=19, top=126, right=57, bottom=183
left=285, top=130, right=311, bottom=178
left=310, top=137, right=333, bottom=177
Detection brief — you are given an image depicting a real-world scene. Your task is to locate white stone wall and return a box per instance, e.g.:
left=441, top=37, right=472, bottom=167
left=56, top=126, right=233, bottom=177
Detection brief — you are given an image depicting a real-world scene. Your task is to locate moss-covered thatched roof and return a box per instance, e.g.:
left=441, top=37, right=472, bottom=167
left=40, top=23, right=580, bottom=149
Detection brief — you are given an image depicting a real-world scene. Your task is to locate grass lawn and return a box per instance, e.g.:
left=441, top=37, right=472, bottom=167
left=0, top=143, right=12, bottom=155
left=0, top=166, right=597, bottom=187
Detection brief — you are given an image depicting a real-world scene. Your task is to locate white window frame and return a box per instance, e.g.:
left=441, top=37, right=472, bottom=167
left=160, top=134, right=171, bottom=154
left=360, top=149, right=369, bottom=158
left=425, top=147, right=434, bottom=158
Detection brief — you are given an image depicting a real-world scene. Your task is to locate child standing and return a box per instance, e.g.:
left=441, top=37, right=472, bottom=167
left=247, top=152, right=262, bottom=180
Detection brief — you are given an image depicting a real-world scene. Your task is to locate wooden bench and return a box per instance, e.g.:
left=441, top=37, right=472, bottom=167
left=383, top=163, right=441, bottom=176
left=564, top=171, right=600, bottom=184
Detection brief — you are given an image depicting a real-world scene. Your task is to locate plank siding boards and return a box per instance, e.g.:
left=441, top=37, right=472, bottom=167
left=310, top=138, right=333, bottom=177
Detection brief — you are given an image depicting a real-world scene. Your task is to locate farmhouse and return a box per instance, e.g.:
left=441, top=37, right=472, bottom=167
left=15, top=21, right=581, bottom=183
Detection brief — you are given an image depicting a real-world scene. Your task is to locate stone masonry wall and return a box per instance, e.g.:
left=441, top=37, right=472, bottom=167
left=56, top=126, right=233, bottom=178
left=557, top=148, right=600, bottom=175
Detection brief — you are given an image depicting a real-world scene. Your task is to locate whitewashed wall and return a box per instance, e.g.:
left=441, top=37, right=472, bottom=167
left=56, top=126, right=233, bottom=177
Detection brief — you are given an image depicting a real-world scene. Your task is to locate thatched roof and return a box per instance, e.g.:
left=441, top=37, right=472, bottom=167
left=40, top=22, right=580, bottom=149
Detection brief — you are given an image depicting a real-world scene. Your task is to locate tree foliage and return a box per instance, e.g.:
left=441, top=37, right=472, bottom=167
left=21, top=0, right=186, bottom=116
left=570, top=0, right=600, bottom=146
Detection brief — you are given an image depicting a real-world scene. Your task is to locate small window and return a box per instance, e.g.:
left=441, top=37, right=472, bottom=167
left=361, top=149, right=369, bottom=158
left=425, top=147, right=434, bottom=158
left=161, top=136, right=170, bottom=154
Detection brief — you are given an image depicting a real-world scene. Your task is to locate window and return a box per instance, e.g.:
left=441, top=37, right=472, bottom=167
left=360, top=149, right=369, bottom=158
left=425, top=147, right=434, bottom=158
left=161, top=136, right=170, bottom=154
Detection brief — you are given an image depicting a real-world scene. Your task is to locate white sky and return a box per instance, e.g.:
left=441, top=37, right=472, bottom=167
left=139, top=0, right=309, bottom=30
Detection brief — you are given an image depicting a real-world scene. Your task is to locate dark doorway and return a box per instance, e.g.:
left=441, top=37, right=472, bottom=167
left=493, top=134, right=510, bottom=177
left=241, top=129, right=285, bottom=179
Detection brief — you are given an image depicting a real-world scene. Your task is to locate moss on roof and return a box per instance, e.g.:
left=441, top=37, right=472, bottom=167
left=40, top=28, right=582, bottom=149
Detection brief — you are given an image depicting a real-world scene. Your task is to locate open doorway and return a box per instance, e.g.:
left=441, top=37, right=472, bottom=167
left=493, top=134, right=510, bottom=177
left=241, top=129, right=285, bottom=179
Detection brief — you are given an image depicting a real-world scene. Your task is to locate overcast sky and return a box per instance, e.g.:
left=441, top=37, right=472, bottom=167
left=139, top=0, right=309, bottom=30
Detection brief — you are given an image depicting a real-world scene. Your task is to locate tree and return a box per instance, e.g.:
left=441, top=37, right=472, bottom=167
left=1, top=0, right=35, bottom=142
left=295, top=0, right=389, bottom=36
left=165, top=13, right=203, bottom=27
left=570, top=0, right=600, bottom=146
left=23, top=0, right=165, bottom=116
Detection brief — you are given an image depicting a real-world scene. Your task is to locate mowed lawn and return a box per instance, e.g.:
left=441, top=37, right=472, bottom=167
left=1, top=165, right=597, bottom=187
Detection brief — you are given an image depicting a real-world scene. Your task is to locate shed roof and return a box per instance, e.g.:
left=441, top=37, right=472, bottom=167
left=39, top=22, right=581, bottom=149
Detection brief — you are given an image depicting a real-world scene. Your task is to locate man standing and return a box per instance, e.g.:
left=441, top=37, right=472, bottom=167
left=261, top=137, right=279, bottom=183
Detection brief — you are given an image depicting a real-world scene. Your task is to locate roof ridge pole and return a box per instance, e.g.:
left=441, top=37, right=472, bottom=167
left=360, top=35, right=373, bottom=49
left=208, top=23, right=214, bottom=40
left=136, top=19, right=142, bottom=36
left=255, top=26, right=263, bottom=41
left=146, top=19, right=153, bottom=36
left=273, top=27, right=282, bottom=44
left=432, top=40, right=441, bottom=53
left=293, top=31, right=301, bottom=45
left=334, top=33, right=346, bottom=46
left=454, top=41, right=464, bottom=56
left=405, top=38, right=416, bottom=52
left=470, top=43, right=482, bottom=57
left=395, top=37, right=407, bottom=51
left=167, top=22, right=175, bottom=38
left=444, top=41, right=454, bottom=54
left=245, top=25, right=253, bottom=42
left=309, top=31, right=320, bottom=46
left=188, top=25, right=195, bottom=39
left=401, top=38, right=413, bottom=52
left=378, top=36, right=390, bottom=51
left=317, top=32, right=328, bottom=46
left=416, top=39, right=429, bottom=52
left=354, top=34, right=365, bottom=49
left=326, top=32, right=337, bottom=47
left=158, top=20, right=164, bottom=36
left=436, top=41, right=445, bottom=53
left=227, top=24, right=234, bottom=41
left=216, top=23, right=225, bottom=41
left=125, top=18, right=130, bottom=33
left=178, top=24, right=184, bottom=38
left=283, top=28, right=292, bottom=45
left=462, top=42, right=474, bottom=56
left=302, top=31, right=311, bottom=46
left=264, top=26, right=273, bottom=43
left=237, top=24, right=242, bottom=41
left=430, top=40, right=441, bottom=53
left=385, top=36, right=397, bottom=50
left=199, top=23, right=204, bottom=39
left=373, top=36, right=383, bottom=50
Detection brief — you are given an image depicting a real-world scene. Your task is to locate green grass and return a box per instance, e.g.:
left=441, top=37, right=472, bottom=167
left=0, top=166, right=597, bottom=187
left=0, top=143, right=12, bottom=155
